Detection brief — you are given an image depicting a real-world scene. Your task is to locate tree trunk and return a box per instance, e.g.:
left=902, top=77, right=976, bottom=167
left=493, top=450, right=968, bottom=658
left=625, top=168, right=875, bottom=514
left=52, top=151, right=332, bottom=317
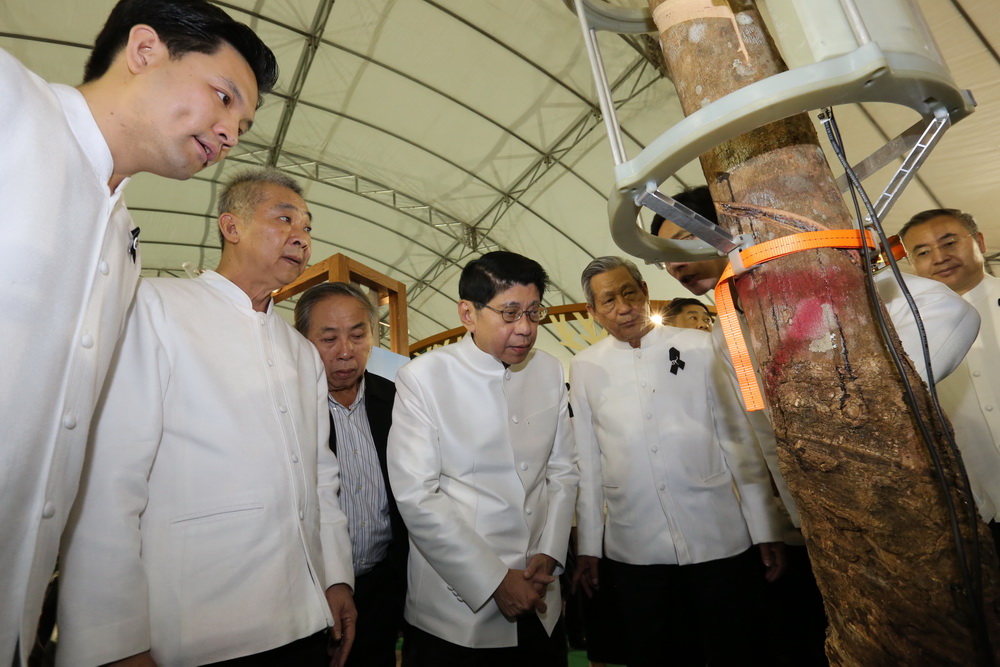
left=648, top=0, right=1000, bottom=664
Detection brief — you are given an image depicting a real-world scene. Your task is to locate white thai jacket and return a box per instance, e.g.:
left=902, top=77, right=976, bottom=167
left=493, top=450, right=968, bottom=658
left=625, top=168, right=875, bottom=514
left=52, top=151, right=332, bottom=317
left=388, top=334, right=578, bottom=648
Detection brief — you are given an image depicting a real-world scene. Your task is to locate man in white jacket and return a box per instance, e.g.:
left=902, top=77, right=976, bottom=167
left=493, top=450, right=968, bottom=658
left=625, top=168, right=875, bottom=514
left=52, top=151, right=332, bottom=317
left=388, top=251, right=578, bottom=667
left=901, top=208, right=1000, bottom=551
left=57, top=169, right=355, bottom=667
left=0, top=3, right=277, bottom=664
left=572, top=256, right=785, bottom=667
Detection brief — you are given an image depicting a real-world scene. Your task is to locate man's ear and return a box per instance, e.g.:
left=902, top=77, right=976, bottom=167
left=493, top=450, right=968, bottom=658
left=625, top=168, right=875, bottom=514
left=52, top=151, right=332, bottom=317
left=124, top=24, right=168, bottom=75
left=975, top=232, right=987, bottom=255
left=586, top=303, right=596, bottom=319
left=219, top=213, right=241, bottom=245
left=641, top=281, right=650, bottom=298
left=458, top=300, right=477, bottom=333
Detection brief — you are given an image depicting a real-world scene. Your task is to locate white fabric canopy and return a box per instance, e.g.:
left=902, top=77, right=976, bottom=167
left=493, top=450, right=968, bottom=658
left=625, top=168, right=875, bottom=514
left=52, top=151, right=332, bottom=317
left=1, top=0, right=996, bottom=366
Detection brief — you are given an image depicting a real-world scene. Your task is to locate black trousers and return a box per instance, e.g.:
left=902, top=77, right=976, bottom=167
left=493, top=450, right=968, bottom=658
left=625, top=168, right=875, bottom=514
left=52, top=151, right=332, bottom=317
left=761, top=544, right=829, bottom=666
left=346, top=556, right=406, bottom=667
left=989, top=520, right=1000, bottom=561
left=609, top=548, right=773, bottom=667
left=401, top=614, right=567, bottom=667
left=201, top=630, right=328, bottom=666
left=576, top=557, right=631, bottom=664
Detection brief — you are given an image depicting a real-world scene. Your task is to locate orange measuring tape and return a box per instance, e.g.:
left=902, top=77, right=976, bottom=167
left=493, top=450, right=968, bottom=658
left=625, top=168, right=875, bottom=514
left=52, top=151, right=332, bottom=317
left=714, top=229, right=878, bottom=411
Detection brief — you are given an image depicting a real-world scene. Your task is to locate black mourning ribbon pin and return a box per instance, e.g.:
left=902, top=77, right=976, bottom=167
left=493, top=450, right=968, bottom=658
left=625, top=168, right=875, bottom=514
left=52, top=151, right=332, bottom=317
left=669, top=347, right=685, bottom=375
left=128, top=227, right=140, bottom=264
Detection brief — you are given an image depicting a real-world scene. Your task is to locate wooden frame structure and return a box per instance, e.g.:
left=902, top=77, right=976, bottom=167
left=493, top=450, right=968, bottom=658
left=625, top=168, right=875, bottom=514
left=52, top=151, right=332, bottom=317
left=273, top=253, right=409, bottom=356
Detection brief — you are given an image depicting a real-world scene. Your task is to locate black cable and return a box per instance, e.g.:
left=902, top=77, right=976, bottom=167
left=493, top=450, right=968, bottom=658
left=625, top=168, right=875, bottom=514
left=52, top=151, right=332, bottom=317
left=820, top=107, right=992, bottom=664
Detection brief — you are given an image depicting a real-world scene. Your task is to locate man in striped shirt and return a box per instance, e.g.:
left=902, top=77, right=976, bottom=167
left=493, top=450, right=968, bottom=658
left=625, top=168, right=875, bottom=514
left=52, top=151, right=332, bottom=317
left=296, top=282, right=408, bottom=667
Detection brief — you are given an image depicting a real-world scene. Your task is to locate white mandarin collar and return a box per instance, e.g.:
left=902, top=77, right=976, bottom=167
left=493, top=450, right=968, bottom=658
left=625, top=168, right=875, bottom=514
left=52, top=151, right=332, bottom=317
left=965, top=273, right=998, bottom=304
left=458, top=332, right=533, bottom=374
left=198, top=270, right=273, bottom=315
left=52, top=84, right=130, bottom=196
left=606, top=323, right=662, bottom=351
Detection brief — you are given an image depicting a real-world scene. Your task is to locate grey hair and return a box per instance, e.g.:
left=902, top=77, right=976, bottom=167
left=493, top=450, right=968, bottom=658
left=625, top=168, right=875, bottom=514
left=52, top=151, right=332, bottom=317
left=294, top=282, right=379, bottom=338
left=899, top=208, right=979, bottom=244
left=216, top=167, right=304, bottom=246
left=581, top=256, right=645, bottom=307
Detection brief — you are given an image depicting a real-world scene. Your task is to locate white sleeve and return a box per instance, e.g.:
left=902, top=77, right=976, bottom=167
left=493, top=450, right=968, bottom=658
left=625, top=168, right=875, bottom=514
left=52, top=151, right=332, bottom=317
left=710, top=325, right=800, bottom=528
left=569, top=361, right=606, bottom=558
left=386, top=365, right=508, bottom=612
left=314, top=356, right=354, bottom=591
left=707, top=344, right=785, bottom=544
left=877, top=271, right=980, bottom=384
left=534, top=372, right=579, bottom=570
left=57, top=289, right=166, bottom=666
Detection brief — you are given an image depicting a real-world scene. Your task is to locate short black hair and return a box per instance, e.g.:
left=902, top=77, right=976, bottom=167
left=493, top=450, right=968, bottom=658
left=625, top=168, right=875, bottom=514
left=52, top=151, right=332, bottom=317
left=899, top=208, right=979, bottom=242
left=459, top=251, right=548, bottom=306
left=651, top=186, right=717, bottom=236
left=84, top=0, right=278, bottom=106
left=663, top=298, right=710, bottom=321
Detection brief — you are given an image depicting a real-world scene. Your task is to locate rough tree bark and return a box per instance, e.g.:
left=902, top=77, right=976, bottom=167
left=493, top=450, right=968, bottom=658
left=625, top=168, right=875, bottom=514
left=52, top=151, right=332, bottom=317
left=647, top=0, right=1000, bottom=664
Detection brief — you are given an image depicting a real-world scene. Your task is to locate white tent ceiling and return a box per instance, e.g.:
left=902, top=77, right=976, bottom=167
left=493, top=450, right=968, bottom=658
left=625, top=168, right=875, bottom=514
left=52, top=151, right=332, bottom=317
left=2, top=0, right=997, bottom=366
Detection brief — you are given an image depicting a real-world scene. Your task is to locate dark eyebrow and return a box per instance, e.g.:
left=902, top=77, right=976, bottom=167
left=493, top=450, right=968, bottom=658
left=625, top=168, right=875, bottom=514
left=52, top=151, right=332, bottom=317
left=911, top=232, right=958, bottom=251
left=221, top=76, right=245, bottom=107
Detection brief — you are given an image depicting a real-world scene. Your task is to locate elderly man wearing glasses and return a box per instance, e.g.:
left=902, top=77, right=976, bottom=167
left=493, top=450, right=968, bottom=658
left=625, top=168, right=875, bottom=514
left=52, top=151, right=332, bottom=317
left=387, top=251, right=578, bottom=667
left=901, top=209, right=1000, bottom=555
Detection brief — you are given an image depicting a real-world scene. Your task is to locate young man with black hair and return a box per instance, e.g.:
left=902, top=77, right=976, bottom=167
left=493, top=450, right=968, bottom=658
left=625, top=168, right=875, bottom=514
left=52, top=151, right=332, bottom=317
left=387, top=251, right=578, bottom=666
left=0, top=2, right=278, bottom=663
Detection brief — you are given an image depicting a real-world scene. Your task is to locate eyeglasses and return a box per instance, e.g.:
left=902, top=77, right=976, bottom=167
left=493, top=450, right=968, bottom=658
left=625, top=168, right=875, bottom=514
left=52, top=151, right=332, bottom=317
left=478, top=303, right=549, bottom=323
left=909, top=233, right=973, bottom=262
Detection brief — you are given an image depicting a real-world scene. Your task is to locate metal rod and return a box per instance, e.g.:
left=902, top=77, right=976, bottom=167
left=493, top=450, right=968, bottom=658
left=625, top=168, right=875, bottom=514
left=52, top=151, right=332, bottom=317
left=636, top=189, right=741, bottom=254
left=574, top=0, right=627, bottom=165
left=838, top=0, right=872, bottom=46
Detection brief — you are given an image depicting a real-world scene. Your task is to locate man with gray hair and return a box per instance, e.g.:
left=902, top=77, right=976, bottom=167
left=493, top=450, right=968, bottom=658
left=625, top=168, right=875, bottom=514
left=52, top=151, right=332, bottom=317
left=571, top=255, right=785, bottom=666
left=295, top=282, right=407, bottom=667
left=58, top=168, right=356, bottom=667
